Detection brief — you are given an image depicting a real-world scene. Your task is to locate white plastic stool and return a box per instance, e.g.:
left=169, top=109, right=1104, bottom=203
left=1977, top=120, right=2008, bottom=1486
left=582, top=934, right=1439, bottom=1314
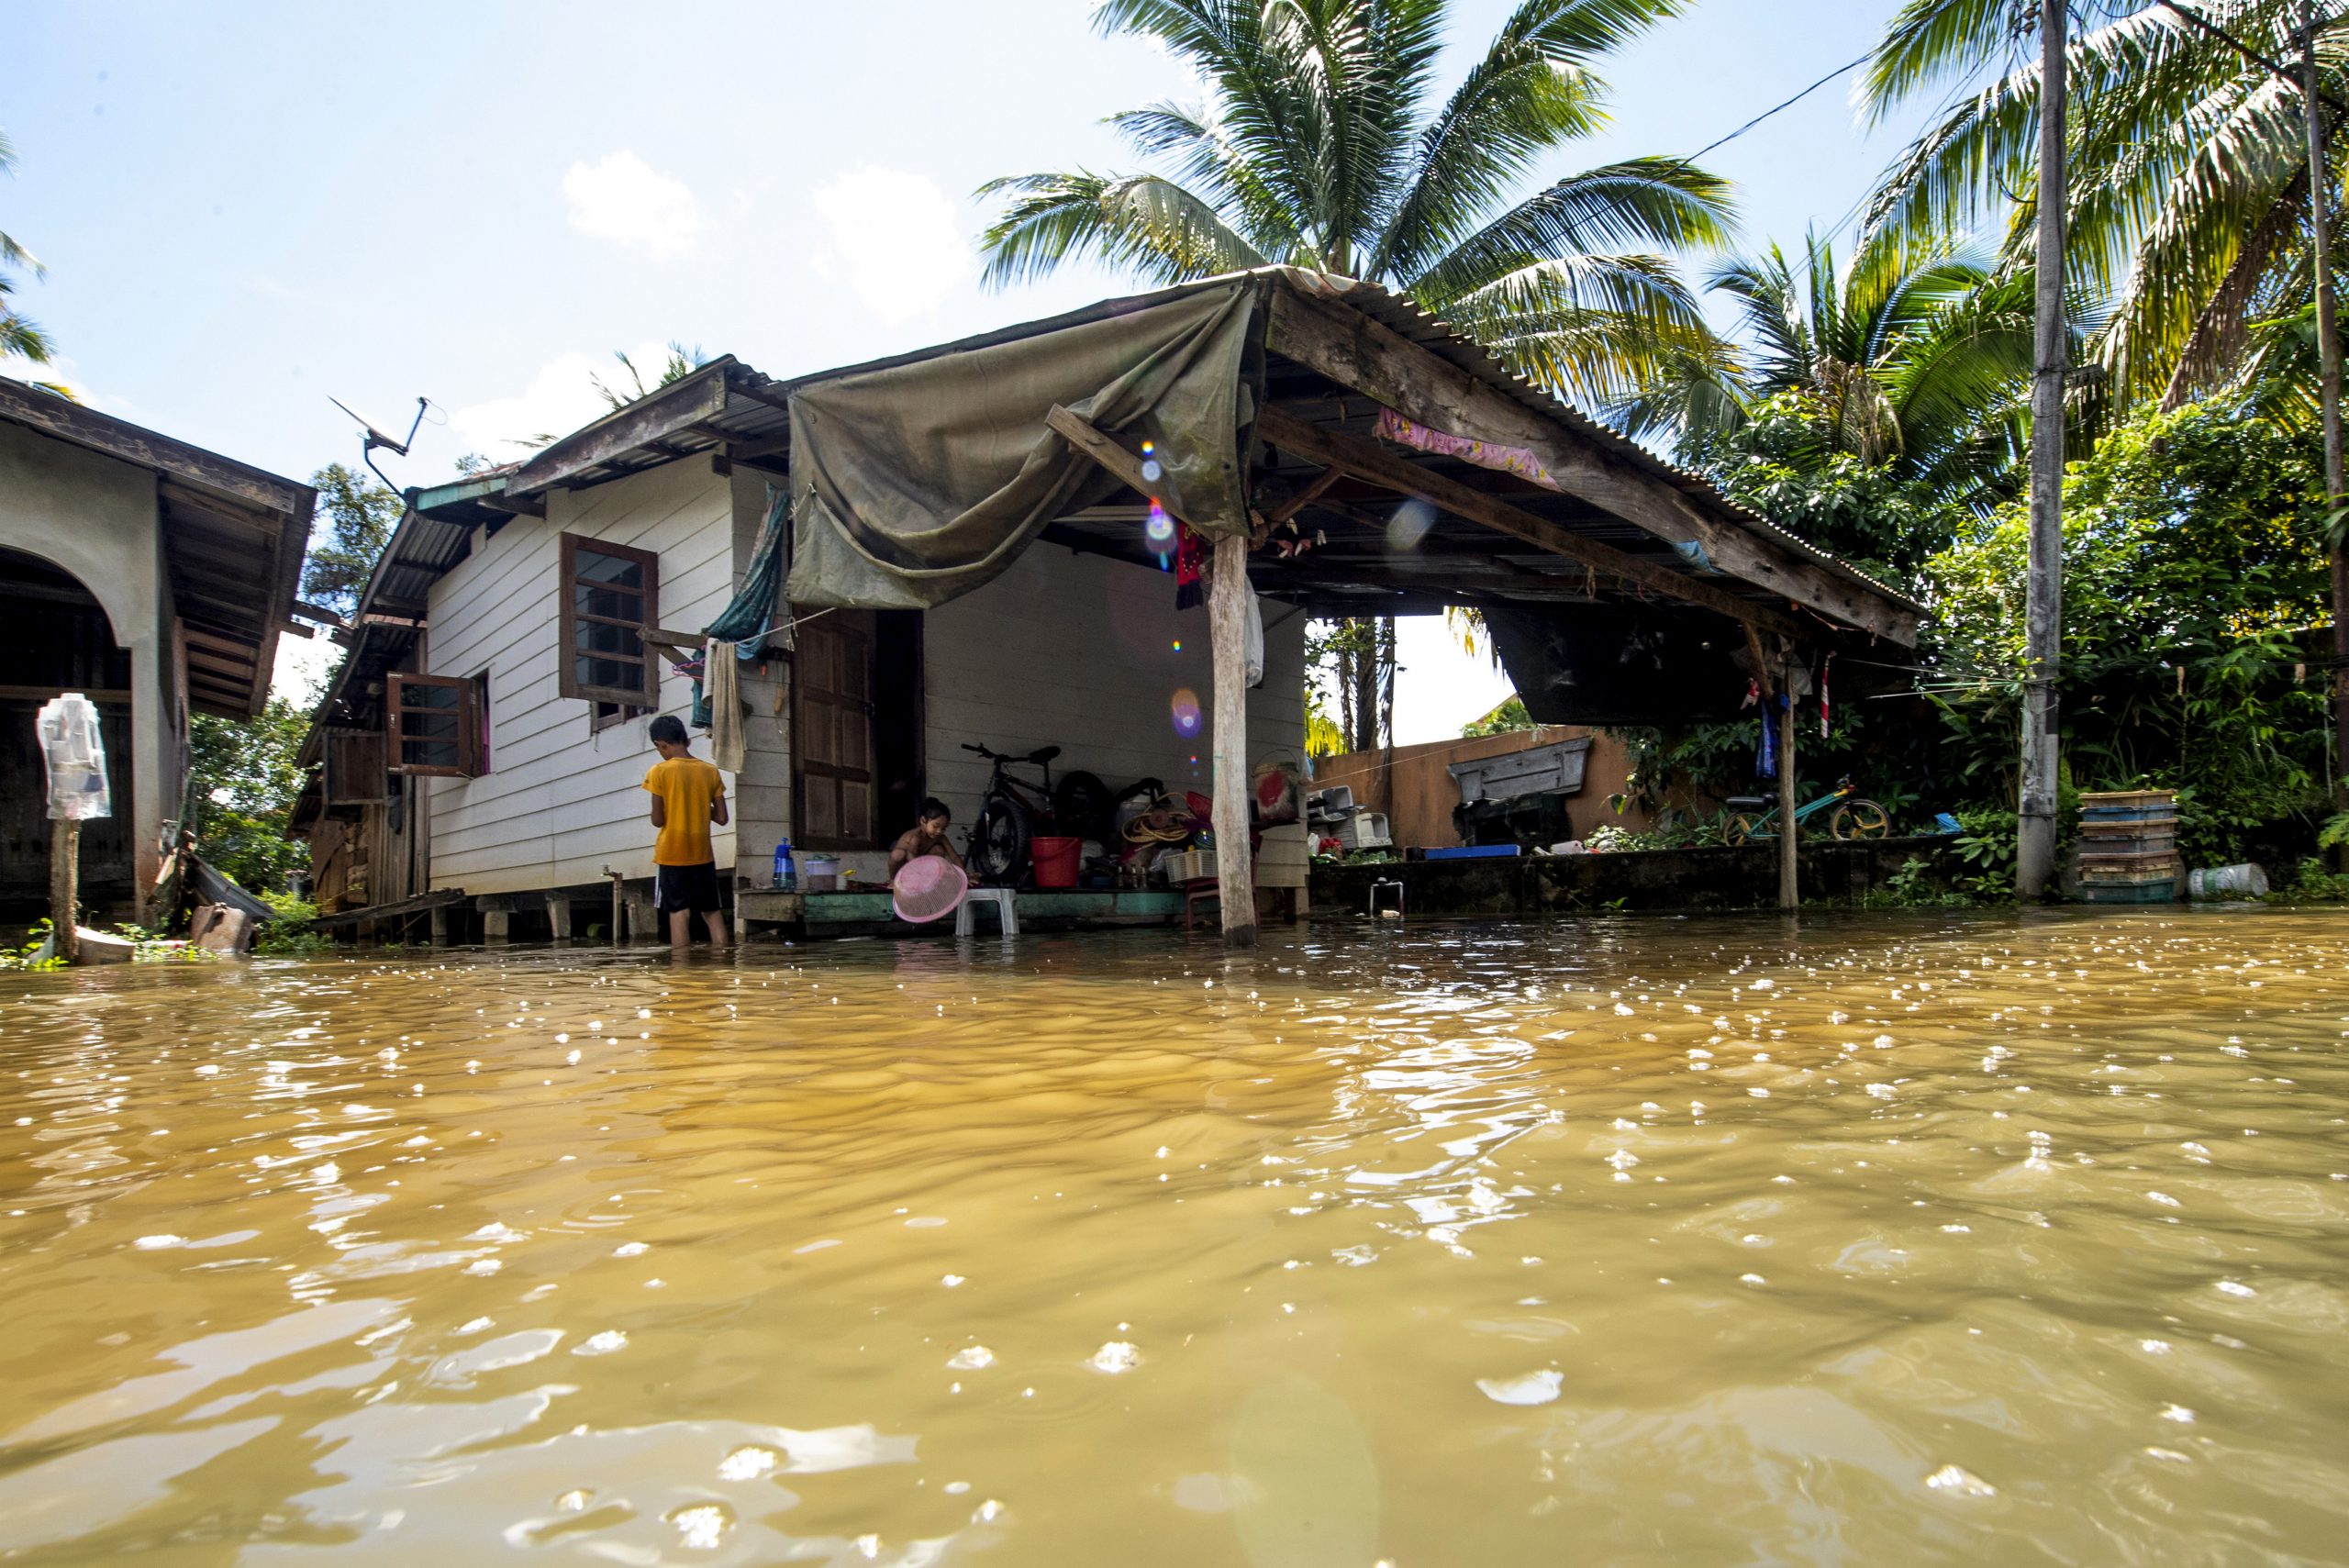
left=955, top=886, right=1019, bottom=938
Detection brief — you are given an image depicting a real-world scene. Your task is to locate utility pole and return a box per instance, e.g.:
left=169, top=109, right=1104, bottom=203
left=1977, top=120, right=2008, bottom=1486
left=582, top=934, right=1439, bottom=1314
left=2303, top=0, right=2349, bottom=830
left=2018, top=0, right=2069, bottom=899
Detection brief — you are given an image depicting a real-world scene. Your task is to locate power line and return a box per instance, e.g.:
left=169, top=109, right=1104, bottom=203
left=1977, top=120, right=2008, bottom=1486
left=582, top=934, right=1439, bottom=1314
left=1674, top=50, right=1876, bottom=172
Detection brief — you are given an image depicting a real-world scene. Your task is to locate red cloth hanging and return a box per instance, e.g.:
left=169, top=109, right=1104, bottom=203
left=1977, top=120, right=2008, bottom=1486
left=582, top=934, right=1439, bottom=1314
left=1175, top=521, right=1207, bottom=610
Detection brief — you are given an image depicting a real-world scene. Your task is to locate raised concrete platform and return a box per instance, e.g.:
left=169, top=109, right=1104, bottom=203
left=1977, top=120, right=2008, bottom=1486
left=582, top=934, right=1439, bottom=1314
left=1310, top=835, right=1958, bottom=917
left=736, top=887, right=1186, bottom=936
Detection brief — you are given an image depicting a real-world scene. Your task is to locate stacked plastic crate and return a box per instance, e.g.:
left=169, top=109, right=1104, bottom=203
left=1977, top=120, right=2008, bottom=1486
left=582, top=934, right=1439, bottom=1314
left=2076, top=790, right=2179, bottom=902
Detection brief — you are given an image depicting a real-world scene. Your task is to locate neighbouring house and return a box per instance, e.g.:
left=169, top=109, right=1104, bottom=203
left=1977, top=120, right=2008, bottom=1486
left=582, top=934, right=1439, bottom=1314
left=294, top=268, right=1920, bottom=942
left=0, top=377, right=313, bottom=926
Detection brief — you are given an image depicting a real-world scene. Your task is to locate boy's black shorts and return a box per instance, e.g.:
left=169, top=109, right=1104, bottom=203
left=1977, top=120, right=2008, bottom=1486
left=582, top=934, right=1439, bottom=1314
left=655, top=862, right=723, bottom=915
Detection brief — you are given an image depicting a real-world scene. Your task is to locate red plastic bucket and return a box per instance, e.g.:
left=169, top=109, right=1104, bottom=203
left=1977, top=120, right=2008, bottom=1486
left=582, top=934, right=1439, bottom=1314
left=1030, top=836, right=1082, bottom=888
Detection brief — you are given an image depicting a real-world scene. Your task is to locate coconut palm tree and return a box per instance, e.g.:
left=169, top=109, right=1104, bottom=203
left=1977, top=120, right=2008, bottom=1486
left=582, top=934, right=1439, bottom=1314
left=976, top=0, right=1736, bottom=408
left=1627, top=229, right=2042, bottom=503
left=0, top=128, right=61, bottom=384
left=1859, top=0, right=2333, bottom=411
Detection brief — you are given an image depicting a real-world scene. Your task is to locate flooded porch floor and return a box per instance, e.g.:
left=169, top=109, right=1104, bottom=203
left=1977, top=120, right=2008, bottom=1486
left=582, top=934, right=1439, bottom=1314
left=1, top=908, right=2344, bottom=1564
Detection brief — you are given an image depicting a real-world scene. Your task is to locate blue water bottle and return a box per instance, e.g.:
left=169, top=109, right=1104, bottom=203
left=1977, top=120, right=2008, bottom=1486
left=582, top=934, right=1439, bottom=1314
left=773, top=840, right=797, bottom=892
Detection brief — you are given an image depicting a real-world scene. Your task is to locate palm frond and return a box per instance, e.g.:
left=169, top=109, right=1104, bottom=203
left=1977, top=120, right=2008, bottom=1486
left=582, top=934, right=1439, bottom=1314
left=975, top=170, right=1269, bottom=288
left=1434, top=251, right=1721, bottom=406
left=1405, top=157, right=1732, bottom=307
left=1371, top=0, right=1683, bottom=280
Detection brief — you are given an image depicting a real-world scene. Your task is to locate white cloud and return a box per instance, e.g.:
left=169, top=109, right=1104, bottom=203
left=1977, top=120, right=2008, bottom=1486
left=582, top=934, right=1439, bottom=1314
left=449, top=340, right=676, bottom=454
left=563, top=151, right=706, bottom=261
left=0, top=352, right=135, bottom=417
left=811, top=167, right=974, bottom=324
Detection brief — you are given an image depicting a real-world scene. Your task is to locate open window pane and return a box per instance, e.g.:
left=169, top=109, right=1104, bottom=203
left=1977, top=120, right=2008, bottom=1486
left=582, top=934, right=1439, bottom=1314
left=387, top=673, right=481, bottom=778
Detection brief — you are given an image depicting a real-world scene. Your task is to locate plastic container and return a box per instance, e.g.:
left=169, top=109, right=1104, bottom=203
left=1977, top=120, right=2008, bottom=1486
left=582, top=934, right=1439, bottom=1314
left=2188, top=863, right=2269, bottom=899
left=1030, top=835, right=1082, bottom=888
left=773, top=840, right=796, bottom=892
left=801, top=853, right=840, bottom=894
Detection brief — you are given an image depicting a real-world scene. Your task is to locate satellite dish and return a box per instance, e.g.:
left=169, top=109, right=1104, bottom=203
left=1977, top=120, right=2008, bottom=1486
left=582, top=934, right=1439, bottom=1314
left=892, top=857, right=968, bottom=924
left=329, top=396, right=415, bottom=455
left=328, top=395, right=431, bottom=493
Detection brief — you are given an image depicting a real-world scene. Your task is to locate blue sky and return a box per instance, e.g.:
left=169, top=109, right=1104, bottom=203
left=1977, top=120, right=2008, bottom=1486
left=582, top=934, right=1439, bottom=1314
left=5, top=0, right=1939, bottom=733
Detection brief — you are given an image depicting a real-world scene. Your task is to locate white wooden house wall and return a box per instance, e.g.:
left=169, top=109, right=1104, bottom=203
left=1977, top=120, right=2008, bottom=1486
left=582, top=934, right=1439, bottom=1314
left=417, top=458, right=1305, bottom=897
left=422, top=462, right=738, bottom=895
left=922, top=543, right=1308, bottom=830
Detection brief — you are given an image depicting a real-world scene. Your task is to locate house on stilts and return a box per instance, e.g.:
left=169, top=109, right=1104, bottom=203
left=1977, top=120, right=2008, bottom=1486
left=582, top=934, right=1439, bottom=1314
left=291, top=269, right=1920, bottom=944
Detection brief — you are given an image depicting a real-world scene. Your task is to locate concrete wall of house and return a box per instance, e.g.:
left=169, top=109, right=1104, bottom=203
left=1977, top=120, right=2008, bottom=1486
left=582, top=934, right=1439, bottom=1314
left=0, top=420, right=173, bottom=913
left=920, top=542, right=1308, bottom=833
left=423, top=461, right=738, bottom=896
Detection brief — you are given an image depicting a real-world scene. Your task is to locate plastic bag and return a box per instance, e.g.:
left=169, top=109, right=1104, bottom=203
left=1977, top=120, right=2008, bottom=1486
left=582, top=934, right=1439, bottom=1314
left=37, top=694, right=111, bottom=820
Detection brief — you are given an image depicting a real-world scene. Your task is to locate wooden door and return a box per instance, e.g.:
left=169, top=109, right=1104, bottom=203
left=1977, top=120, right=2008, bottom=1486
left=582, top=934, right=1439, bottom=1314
left=795, top=610, right=875, bottom=849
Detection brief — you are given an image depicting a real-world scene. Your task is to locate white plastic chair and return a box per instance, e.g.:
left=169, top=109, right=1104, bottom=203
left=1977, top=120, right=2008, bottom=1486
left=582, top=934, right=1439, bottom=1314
left=955, top=886, right=1019, bottom=938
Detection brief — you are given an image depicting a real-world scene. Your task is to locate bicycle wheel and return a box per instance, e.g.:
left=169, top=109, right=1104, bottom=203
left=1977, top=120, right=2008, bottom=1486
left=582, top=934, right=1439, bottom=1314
left=968, top=794, right=1031, bottom=885
left=1829, top=799, right=1892, bottom=840
left=1723, top=812, right=1765, bottom=847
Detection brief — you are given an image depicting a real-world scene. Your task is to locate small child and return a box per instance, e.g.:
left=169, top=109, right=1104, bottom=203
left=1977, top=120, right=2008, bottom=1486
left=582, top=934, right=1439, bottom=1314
left=887, top=797, right=965, bottom=884
left=643, top=714, right=729, bottom=950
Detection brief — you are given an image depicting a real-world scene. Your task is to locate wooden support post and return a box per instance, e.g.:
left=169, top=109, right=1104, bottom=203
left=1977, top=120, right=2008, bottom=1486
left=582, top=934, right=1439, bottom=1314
left=482, top=908, right=510, bottom=945
left=50, top=819, right=78, bottom=964
left=429, top=904, right=449, bottom=947
left=1209, top=531, right=1257, bottom=949
left=546, top=894, right=573, bottom=943
left=1778, top=669, right=1799, bottom=913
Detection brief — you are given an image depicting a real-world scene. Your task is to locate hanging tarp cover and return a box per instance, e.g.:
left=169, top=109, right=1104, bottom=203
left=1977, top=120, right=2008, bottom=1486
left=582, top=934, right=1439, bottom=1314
left=786, top=280, right=1262, bottom=610
left=1484, top=605, right=1753, bottom=728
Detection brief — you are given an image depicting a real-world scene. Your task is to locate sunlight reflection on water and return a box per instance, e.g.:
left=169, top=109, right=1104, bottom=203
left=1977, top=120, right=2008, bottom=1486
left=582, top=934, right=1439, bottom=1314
left=1, top=906, right=2346, bottom=1563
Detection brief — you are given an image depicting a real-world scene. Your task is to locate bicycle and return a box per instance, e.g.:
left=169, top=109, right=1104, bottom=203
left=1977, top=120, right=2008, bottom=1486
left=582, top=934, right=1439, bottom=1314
left=963, top=741, right=1063, bottom=885
left=1721, top=777, right=1893, bottom=845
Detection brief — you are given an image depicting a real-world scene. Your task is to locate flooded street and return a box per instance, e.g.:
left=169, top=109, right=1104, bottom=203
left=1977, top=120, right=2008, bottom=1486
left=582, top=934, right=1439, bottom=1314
left=1, top=909, right=2345, bottom=1565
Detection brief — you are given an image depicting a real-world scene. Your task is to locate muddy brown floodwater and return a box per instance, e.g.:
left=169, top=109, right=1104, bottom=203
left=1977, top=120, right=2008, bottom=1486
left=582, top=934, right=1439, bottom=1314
left=0, top=909, right=2345, bottom=1565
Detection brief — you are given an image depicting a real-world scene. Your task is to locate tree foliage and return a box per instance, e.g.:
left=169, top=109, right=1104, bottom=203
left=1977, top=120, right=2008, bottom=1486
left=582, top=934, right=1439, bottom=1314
left=187, top=695, right=311, bottom=894
left=300, top=463, right=401, bottom=617
left=1861, top=0, right=2343, bottom=411
left=1462, top=695, right=1535, bottom=737
left=1920, top=398, right=2334, bottom=862
left=977, top=0, right=1735, bottom=406
left=0, top=128, right=70, bottom=396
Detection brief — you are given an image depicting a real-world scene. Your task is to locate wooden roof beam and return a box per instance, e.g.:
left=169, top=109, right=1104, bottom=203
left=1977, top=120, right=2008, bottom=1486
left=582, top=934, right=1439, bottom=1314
left=1264, top=284, right=1917, bottom=645
left=1253, top=406, right=1802, bottom=639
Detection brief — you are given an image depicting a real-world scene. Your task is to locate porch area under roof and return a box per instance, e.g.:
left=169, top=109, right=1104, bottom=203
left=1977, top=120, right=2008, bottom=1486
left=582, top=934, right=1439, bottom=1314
left=398, top=267, right=1922, bottom=938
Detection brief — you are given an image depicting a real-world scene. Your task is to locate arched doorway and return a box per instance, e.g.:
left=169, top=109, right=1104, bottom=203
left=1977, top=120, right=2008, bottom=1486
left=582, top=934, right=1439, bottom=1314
left=0, top=546, right=138, bottom=921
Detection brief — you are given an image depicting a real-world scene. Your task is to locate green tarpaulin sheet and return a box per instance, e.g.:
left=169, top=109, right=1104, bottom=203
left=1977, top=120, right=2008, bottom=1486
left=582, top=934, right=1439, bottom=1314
left=785, top=280, right=1262, bottom=610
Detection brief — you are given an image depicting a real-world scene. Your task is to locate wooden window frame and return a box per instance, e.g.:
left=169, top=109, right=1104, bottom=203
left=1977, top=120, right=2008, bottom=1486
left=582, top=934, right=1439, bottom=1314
left=558, top=533, right=661, bottom=707
left=386, top=673, right=483, bottom=778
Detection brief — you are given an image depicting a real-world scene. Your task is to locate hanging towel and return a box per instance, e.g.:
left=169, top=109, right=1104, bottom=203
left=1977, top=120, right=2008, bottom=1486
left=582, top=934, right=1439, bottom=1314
left=707, top=639, right=746, bottom=774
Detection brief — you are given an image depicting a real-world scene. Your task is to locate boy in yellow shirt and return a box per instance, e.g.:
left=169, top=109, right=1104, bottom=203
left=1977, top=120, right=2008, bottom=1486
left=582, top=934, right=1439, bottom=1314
left=643, top=714, right=729, bottom=950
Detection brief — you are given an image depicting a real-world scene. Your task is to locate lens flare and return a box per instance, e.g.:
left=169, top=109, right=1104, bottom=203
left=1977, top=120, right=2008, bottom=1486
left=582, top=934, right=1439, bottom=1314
left=1145, top=498, right=1176, bottom=550
left=1141, top=459, right=1163, bottom=483
left=1387, top=497, right=1437, bottom=550
left=1171, top=639, right=1183, bottom=652
left=1170, top=688, right=1203, bottom=738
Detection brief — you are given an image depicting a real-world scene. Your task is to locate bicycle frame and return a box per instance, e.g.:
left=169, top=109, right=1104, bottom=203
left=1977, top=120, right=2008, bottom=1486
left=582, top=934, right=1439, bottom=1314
left=1732, top=780, right=1858, bottom=841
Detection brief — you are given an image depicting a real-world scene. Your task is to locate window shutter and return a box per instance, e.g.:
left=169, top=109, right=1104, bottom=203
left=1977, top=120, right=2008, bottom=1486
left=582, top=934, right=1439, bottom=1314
left=386, top=673, right=482, bottom=777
